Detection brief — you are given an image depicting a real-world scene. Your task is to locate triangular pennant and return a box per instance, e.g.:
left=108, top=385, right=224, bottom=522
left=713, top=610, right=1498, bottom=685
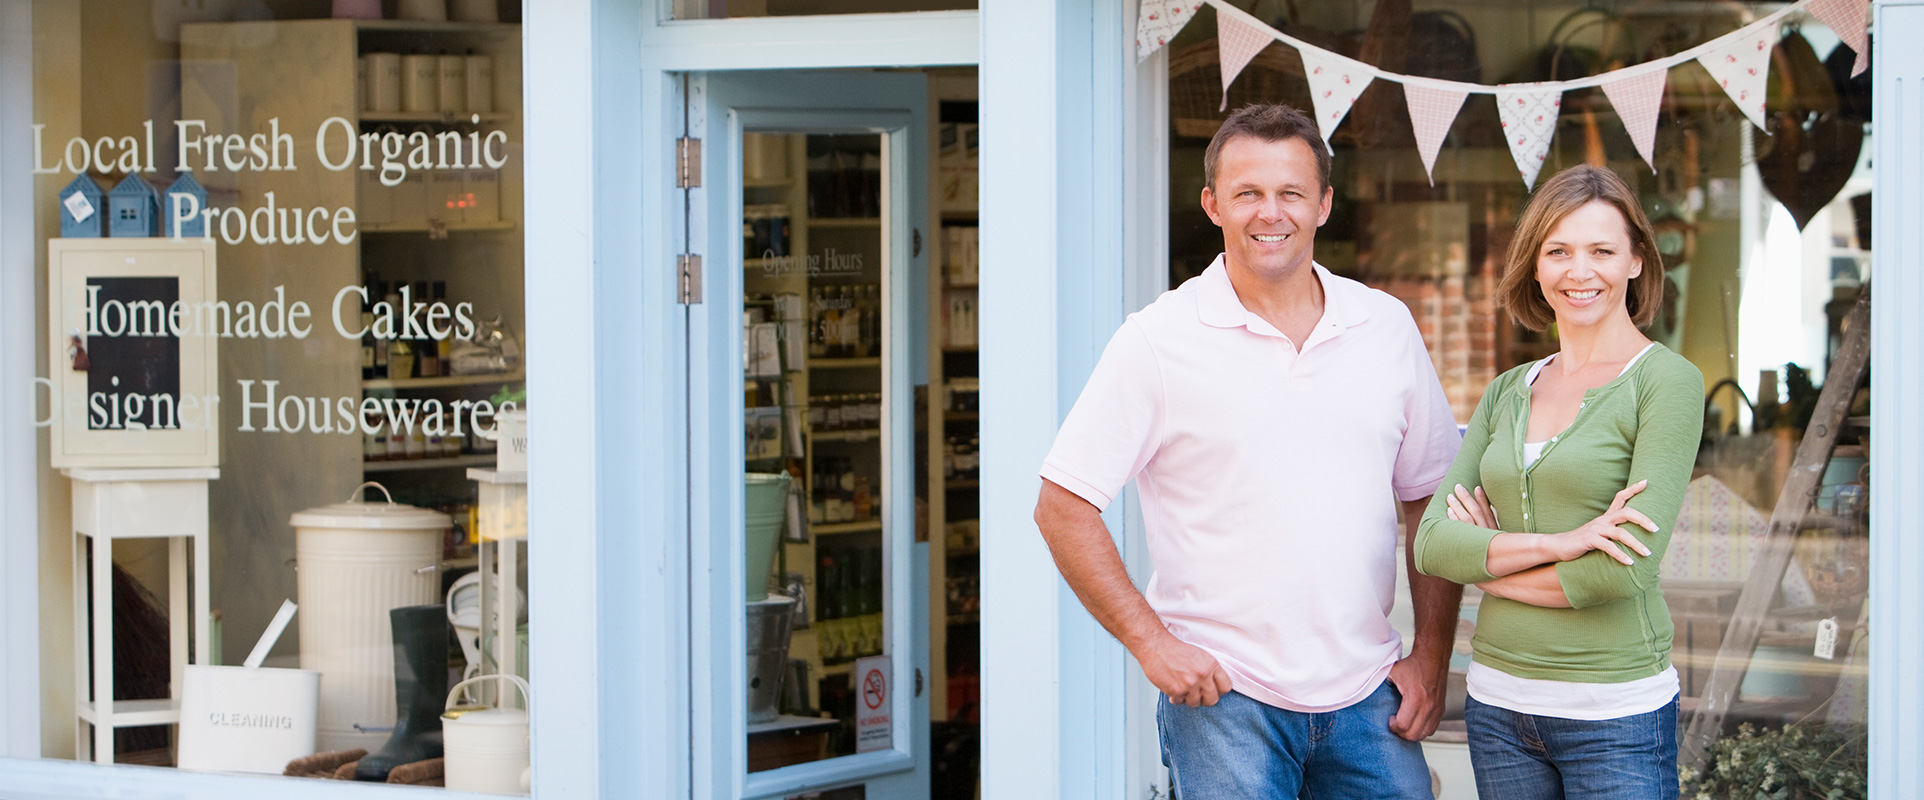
left=1601, top=68, right=1668, bottom=173
left=1696, top=23, right=1777, bottom=131
left=1403, top=82, right=1469, bottom=186
left=1494, top=85, right=1563, bottom=188
left=1136, top=0, right=1205, bottom=63
left=1217, top=13, right=1273, bottom=111
left=1807, top=0, right=1871, bottom=77
left=1300, top=49, right=1375, bottom=144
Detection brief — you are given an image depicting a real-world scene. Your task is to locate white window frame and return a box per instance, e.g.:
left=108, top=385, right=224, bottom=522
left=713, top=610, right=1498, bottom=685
left=0, top=2, right=981, bottom=800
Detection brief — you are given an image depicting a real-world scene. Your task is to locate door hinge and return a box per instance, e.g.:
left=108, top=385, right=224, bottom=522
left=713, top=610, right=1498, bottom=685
left=678, top=254, right=703, bottom=304
left=914, top=668, right=924, bottom=697
left=675, top=137, right=702, bottom=188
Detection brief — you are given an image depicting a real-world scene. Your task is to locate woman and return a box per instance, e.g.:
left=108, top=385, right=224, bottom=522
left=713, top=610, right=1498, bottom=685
left=1414, top=164, right=1704, bottom=799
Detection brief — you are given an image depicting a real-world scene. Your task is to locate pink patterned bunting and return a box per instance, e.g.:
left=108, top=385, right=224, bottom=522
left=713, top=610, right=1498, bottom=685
left=1696, top=22, right=1777, bottom=132
left=1300, top=49, right=1375, bottom=145
left=1403, top=82, right=1469, bottom=186
left=1807, top=0, right=1871, bottom=77
left=1601, top=68, right=1668, bottom=173
left=1217, top=13, right=1274, bottom=111
left=1136, top=0, right=1205, bottom=63
left=1494, top=84, right=1563, bottom=188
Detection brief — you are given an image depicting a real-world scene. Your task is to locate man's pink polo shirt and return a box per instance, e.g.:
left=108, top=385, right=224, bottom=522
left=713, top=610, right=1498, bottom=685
left=1041, top=257, right=1459, bottom=712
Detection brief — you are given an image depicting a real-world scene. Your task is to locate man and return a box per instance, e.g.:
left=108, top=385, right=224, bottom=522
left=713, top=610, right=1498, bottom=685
left=1033, top=104, right=1463, bottom=798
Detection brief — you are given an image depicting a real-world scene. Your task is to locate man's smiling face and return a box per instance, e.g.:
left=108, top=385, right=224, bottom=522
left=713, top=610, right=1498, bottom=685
left=1201, top=135, right=1332, bottom=283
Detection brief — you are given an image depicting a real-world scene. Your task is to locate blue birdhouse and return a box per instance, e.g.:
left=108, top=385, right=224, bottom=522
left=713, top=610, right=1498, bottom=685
left=164, top=173, right=208, bottom=239
left=108, top=174, right=160, bottom=238
left=58, top=175, right=106, bottom=238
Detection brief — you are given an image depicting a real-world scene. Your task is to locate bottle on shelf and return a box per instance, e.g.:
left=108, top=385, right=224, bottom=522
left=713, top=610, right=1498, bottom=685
left=385, top=287, right=416, bottom=379
left=371, top=280, right=391, bottom=379
left=361, top=277, right=379, bottom=380
left=365, top=408, right=388, bottom=462
left=414, top=281, right=441, bottom=378
left=385, top=414, right=407, bottom=461
left=433, top=281, right=455, bottom=364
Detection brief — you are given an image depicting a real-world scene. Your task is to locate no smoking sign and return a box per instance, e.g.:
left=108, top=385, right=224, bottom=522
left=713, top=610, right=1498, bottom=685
left=854, top=655, right=891, bottom=753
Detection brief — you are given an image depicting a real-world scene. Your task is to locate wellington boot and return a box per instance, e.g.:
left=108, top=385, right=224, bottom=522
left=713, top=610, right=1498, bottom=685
left=354, top=605, right=449, bottom=781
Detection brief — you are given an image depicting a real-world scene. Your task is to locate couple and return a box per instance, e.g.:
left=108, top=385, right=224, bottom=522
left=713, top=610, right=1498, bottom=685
left=1035, top=104, right=1702, bottom=799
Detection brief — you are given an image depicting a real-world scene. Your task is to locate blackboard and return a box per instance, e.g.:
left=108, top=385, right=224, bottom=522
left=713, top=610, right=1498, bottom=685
left=85, top=276, right=181, bottom=430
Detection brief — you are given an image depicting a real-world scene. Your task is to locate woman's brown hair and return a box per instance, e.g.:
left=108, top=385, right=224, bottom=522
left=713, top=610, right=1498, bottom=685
left=1497, top=165, right=1665, bottom=331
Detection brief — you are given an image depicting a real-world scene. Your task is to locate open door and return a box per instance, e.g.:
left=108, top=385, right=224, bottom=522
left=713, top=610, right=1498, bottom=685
left=685, top=70, right=931, bottom=800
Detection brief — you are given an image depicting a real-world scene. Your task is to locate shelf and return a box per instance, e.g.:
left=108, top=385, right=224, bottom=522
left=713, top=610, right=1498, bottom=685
left=943, top=411, right=979, bottom=421
left=359, top=220, right=517, bottom=233
left=74, top=698, right=180, bottom=727
left=812, top=428, right=880, bottom=442
left=365, top=454, right=496, bottom=472
left=946, top=614, right=979, bottom=626
left=940, top=211, right=979, bottom=222
left=822, top=662, right=853, bottom=676
left=944, top=282, right=979, bottom=290
left=945, top=479, right=979, bottom=490
left=364, top=370, right=524, bottom=390
left=941, top=345, right=977, bottom=353
left=812, top=520, right=882, bottom=535
left=355, top=19, right=521, bottom=33
left=745, top=177, right=795, bottom=188
left=809, top=217, right=881, bottom=228
left=807, top=357, right=881, bottom=369
left=358, top=111, right=514, bottom=124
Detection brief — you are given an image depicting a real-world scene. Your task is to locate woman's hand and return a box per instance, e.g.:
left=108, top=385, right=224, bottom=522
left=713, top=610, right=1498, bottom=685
left=1463, top=479, right=1659, bottom=577
left=1445, top=484, right=1498, bottom=530
left=1539, top=480, right=1657, bottom=566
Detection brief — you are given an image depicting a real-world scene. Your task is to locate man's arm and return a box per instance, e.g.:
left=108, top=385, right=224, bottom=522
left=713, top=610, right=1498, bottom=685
left=1387, top=495, right=1463, bottom=741
left=1034, top=479, right=1233, bottom=707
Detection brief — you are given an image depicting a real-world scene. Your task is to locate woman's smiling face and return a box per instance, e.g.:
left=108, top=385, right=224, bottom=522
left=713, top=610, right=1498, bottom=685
left=1535, top=200, right=1642, bottom=331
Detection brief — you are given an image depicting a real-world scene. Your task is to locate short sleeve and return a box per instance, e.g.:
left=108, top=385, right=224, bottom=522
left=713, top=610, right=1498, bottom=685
left=1391, top=315, right=1461, bottom=502
left=1039, top=319, right=1164, bottom=511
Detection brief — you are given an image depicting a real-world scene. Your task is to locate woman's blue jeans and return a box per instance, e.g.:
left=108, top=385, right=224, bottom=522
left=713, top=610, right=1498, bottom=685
left=1156, top=680, right=1432, bottom=799
left=1463, top=694, right=1679, bottom=800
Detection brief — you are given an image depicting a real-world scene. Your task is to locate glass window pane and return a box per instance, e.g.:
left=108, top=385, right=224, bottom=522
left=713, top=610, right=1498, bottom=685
left=671, top=0, right=973, bottom=21
left=1168, top=4, right=1870, bottom=797
left=743, top=132, right=892, bottom=769
left=28, top=5, right=530, bottom=789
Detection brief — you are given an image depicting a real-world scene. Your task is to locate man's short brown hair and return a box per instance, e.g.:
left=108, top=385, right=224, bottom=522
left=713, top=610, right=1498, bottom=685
left=1497, top=165, right=1665, bottom=332
left=1204, top=104, right=1330, bottom=192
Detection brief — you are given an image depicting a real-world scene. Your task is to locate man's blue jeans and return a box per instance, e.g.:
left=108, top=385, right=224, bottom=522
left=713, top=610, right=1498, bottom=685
left=1463, top=694, right=1679, bottom=800
left=1156, top=680, right=1432, bottom=799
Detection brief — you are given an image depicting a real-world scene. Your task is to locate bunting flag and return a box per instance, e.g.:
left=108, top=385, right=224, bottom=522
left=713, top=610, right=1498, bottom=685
left=1301, top=49, right=1375, bottom=145
left=1136, top=0, right=1205, bottom=63
left=1217, top=13, right=1274, bottom=111
left=1128, top=0, right=1870, bottom=179
left=1405, top=83, right=1469, bottom=185
left=1494, top=85, right=1564, bottom=187
left=1601, top=67, right=1668, bottom=173
left=1807, top=0, right=1871, bottom=76
left=1696, top=23, right=1777, bottom=132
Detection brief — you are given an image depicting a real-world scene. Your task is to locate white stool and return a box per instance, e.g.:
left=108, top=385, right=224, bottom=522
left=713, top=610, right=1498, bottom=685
left=67, top=467, right=217, bottom=764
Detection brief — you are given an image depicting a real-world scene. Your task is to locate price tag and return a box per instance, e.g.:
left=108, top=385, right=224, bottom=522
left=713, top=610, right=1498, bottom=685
left=63, top=191, right=96, bottom=223
left=1814, top=617, right=1838, bottom=660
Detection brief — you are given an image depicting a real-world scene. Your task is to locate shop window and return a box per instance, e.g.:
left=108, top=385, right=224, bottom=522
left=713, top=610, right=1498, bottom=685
left=1167, top=3, right=1872, bottom=797
left=669, top=0, right=974, bottom=20
left=26, top=2, right=531, bottom=791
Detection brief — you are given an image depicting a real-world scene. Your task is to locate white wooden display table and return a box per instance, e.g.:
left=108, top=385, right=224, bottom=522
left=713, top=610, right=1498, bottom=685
left=65, top=467, right=218, bottom=764
left=468, top=468, right=528, bottom=693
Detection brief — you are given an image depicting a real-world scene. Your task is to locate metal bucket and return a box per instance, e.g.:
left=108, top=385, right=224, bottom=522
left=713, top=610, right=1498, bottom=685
left=746, top=595, right=797, bottom=723
left=745, top=473, right=790, bottom=601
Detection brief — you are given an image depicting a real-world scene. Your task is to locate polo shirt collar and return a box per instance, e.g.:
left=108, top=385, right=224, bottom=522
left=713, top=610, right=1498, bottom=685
left=1194, top=255, right=1369, bottom=337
